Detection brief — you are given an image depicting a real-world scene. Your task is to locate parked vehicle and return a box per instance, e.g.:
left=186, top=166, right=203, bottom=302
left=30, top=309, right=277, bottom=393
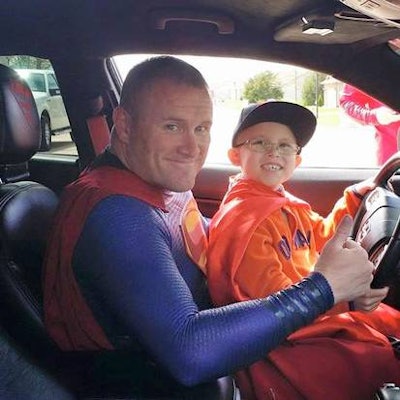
left=16, top=69, right=70, bottom=151
left=1, top=0, right=400, bottom=399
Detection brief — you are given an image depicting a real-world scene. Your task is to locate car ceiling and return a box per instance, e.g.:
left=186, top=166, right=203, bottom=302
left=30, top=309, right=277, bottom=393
left=1, top=0, right=400, bottom=107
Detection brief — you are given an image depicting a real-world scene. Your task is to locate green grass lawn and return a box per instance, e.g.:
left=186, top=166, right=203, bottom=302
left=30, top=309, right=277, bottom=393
left=308, top=106, right=340, bottom=126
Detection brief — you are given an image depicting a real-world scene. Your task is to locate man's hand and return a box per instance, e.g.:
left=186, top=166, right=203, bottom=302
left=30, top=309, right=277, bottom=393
left=314, top=215, right=374, bottom=304
left=352, top=286, right=389, bottom=312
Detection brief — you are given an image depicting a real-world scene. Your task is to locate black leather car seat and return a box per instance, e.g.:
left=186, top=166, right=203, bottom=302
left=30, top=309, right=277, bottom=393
left=0, top=324, right=75, bottom=400
left=0, top=64, right=60, bottom=357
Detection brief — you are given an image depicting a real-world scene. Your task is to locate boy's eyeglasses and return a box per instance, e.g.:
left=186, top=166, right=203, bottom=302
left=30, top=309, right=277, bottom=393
left=233, top=139, right=301, bottom=155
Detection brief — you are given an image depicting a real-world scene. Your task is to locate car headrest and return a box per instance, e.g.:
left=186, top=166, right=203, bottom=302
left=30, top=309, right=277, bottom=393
left=0, top=65, right=40, bottom=165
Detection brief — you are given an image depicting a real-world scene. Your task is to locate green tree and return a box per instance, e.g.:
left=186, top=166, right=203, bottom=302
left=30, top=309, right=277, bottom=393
left=302, top=72, right=326, bottom=106
left=243, top=71, right=283, bottom=103
left=0, top=55, right=51, bottom=69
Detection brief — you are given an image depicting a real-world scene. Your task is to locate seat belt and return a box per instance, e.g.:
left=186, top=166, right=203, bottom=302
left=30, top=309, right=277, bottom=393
left=86, top=114, right=111, bottom=156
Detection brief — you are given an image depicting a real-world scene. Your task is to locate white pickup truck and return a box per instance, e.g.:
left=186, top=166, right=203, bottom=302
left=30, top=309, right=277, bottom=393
left=16, top=69, right=71, bottom=151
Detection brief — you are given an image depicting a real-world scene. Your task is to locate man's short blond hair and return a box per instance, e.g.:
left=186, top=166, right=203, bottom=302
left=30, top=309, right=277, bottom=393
left=120, top=55, right=209, bottom=118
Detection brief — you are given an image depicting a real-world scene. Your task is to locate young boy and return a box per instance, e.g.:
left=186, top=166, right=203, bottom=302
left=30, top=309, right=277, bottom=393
left=207, top=101, right=400, bottom=400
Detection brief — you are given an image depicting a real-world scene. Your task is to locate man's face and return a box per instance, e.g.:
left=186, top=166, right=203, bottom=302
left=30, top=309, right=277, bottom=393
left=118, top=79, right=212, bottom=192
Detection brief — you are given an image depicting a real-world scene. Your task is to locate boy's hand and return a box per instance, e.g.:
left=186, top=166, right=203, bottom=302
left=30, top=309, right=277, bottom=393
left=352, top=177, right=376, bottom=197
left=352, top=286, right=389, bottom=312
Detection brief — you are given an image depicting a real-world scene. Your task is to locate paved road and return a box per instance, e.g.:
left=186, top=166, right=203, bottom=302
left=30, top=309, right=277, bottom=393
left=44, top=132, right=78, bottom=156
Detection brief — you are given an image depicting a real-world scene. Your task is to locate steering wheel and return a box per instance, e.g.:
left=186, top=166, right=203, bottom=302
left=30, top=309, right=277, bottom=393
left=350, top=151, right=400, bottom=288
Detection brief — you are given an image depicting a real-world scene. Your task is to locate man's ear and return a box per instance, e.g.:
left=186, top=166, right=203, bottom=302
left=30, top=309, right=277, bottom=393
left=228, top=147, right=241, bottom=166
left=112, top=106, right=131, bottom=144
left=295, top=154, right=302, bottom=167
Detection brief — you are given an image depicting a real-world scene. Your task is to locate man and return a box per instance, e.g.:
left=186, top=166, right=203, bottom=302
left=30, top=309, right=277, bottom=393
left=43, top=56, right=374, bottom=392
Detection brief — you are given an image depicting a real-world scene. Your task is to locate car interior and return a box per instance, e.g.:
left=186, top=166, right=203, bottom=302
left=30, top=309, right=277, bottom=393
left=2, top=0, right=400, bottom=398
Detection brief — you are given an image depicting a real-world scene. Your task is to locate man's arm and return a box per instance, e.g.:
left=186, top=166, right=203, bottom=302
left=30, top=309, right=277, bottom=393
left=339, top=84, right=400, bottom=127
left=339, top=84, right=379, bottom=126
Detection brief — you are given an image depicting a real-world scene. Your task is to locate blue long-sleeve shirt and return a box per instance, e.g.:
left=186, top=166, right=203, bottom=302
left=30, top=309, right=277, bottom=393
left=73, top=188, right=333, bottom=386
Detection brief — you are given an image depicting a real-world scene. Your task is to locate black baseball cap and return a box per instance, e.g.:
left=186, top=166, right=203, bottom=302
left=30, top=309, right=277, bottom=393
left=232, top=101, right=317, bottom=147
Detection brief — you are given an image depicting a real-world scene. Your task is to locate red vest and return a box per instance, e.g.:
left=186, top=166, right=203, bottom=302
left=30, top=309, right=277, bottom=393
left=43, top=165, right=165, bottom=351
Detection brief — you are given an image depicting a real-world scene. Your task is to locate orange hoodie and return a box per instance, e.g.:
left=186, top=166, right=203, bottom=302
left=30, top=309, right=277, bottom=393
left=208, top=176, right=360, bottom=305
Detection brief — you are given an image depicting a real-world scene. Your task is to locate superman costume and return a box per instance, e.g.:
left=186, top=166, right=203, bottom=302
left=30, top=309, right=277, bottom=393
left=42, top=149, right=339, bottom=391
left=207, top=175, right=400, bottom=399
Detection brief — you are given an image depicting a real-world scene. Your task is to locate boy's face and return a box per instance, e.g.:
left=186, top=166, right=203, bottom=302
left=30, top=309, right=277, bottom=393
left=228, top=121, right=301, bottom=190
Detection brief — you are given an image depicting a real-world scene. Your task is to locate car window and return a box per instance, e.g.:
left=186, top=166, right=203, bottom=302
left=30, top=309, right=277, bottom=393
left=21, top=72, right=46, bottom=92
left=47, top=73, right=59, bottom=91
left=112, top=54, right=379, bottom=169
left=0, top=56, right=77, bottom=156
